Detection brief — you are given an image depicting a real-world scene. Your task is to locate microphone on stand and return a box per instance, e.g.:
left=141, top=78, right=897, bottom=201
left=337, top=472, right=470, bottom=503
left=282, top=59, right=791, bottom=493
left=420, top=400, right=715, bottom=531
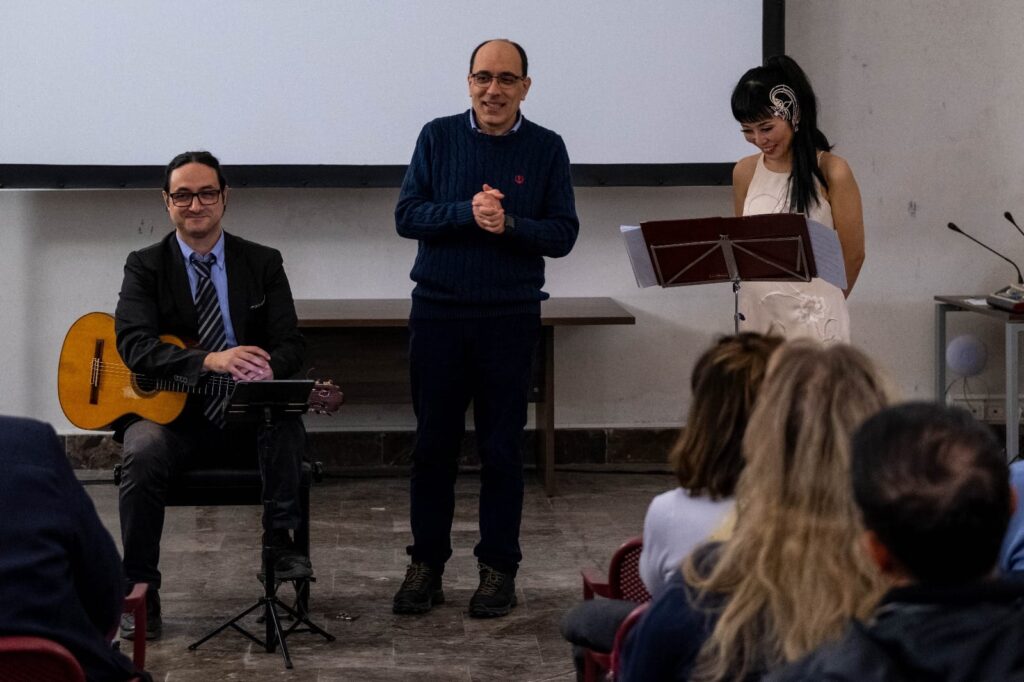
left=1005, top=211, right=1024, bottom=239
left=949, top=221, right=1024, bottom=312
left=947, top=222, right=1023, bottom=284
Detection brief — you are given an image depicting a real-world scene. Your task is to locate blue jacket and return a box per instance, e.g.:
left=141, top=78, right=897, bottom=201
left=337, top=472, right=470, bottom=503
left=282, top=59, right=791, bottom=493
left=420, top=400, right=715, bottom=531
left=768, top=578, right=1024, bottom=681
left=0, top=417, right=136, bottom=680
left=999, top=460, right=1024, bottom=572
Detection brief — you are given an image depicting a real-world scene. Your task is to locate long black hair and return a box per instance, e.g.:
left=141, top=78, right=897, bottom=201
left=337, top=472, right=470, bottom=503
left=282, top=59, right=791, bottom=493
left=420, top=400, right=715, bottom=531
left=731, top=55, right=831, bottom=214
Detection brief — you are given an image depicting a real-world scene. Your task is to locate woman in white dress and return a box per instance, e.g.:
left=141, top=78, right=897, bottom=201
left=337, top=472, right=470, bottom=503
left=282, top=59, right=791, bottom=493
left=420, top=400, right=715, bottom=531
left=731, top=55, right=865, bottom=343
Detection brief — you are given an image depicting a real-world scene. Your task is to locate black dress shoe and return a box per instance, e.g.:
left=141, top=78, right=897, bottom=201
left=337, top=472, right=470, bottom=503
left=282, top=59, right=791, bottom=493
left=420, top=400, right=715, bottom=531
left=259, top=530, right=313, bottom=581
left=269, top=545, right=313, bottom=581
left=120, top=588, right=162, bottom=640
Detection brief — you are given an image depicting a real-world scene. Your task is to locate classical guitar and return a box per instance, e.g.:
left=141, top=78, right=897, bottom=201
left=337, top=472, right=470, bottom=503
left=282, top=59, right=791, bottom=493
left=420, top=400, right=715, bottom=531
left=58, top=311, right=343, bottom=430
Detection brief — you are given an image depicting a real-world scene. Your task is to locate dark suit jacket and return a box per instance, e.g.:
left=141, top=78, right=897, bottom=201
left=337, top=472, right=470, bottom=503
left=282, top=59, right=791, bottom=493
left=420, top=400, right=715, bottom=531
left=0, top=416, right=136, bottom=681
left=114, top=230, right=305, bottom=401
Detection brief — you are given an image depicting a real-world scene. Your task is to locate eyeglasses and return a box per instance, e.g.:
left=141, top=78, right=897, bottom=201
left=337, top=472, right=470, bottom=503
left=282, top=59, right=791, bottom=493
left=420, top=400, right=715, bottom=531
left=469, top=71, right=525, bottom=88
left=167, top=189, right=222, bottom=207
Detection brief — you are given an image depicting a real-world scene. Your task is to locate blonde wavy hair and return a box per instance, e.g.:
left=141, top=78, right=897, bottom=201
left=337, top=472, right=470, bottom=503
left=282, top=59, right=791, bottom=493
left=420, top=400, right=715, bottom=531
left=683, top=340, right=896, bottom=681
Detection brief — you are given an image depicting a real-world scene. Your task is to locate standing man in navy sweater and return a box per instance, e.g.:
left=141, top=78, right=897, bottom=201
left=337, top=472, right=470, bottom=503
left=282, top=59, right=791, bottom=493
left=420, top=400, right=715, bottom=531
left=394, top=38, right=578, bottom=618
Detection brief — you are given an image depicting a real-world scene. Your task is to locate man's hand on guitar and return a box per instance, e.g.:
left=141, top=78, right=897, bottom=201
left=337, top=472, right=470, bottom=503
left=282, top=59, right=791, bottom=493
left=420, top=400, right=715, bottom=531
left=203, top=346, right=275, bottom=382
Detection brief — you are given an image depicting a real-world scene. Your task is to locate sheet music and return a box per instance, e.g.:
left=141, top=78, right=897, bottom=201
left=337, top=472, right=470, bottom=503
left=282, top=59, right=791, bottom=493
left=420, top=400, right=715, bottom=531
left=621, top=225, right=658, bottom=288
left=806, top=219, right=848, bottom=290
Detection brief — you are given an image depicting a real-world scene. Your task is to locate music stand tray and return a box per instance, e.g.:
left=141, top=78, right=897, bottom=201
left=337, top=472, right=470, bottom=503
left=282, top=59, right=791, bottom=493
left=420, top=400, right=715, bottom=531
left=224, top=380, right=314, bottom=423
left=188, top=379, right=334, bottom=668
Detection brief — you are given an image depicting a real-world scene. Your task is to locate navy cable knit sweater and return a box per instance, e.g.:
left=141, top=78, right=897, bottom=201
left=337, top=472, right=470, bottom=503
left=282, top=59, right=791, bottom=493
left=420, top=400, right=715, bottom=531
left=395, top=111, right=579, bottom=318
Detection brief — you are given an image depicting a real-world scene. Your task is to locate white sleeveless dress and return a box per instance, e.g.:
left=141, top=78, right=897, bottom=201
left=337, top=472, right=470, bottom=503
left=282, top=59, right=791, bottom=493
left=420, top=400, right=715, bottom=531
left=739, top=154, right=850, bottom=343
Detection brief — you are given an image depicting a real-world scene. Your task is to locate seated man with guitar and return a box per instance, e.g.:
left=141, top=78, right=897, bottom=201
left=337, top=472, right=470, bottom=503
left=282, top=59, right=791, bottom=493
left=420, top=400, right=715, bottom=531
left=113, top=150, right=310, bottom=641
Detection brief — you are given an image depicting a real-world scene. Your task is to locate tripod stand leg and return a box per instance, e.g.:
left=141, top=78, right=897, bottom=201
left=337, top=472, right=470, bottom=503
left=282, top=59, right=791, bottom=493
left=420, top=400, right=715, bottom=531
left=270, top=596, right=336, bottom=642
left=263, top=598, right=294, bottom=669
left=265, top=566, right=275, bottom=652
left=293, top=578, right=310, bottom=619
left=260, top=579, right=309, bottom=623
left=188, top=600, right=266, bottom=650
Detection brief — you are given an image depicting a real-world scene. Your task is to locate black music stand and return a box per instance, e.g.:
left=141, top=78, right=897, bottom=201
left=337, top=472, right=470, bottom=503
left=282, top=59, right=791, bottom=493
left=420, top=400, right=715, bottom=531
left=638, top=214, right=844, bottom=333
left=187, top=380, right=334, bottom=669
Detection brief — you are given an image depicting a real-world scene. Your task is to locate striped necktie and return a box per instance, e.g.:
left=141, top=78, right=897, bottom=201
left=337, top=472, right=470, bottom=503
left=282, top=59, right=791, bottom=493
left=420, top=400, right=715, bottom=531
left=190, top=253, right=229, bottom=427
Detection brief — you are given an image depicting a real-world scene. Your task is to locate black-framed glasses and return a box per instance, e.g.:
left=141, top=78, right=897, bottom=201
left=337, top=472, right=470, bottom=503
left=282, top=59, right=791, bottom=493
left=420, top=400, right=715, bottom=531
left=167, top=189, right=222, bottom=207
left=469, top=71, right=525, bottom=88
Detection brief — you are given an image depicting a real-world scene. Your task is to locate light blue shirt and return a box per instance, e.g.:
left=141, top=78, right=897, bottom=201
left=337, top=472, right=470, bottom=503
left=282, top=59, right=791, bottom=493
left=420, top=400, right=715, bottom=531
left=468, top=109, right=524, bottom=135
left=175, top=231, right=238, bottom=348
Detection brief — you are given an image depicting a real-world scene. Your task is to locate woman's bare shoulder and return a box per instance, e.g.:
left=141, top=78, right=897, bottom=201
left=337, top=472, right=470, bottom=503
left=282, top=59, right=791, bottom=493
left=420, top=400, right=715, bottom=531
left=819, top=150, right=855, bottom=184
left=733, top=153, right=760, bottom=183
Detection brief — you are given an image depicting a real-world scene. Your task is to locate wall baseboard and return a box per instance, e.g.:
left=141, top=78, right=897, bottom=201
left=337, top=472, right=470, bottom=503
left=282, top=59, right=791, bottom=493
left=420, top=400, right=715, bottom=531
left=63, top=427, right=678, bottom=474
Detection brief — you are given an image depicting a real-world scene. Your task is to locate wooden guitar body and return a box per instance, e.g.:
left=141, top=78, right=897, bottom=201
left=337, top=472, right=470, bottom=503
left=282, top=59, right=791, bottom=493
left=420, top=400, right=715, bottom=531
left=58, top=312, right=186, bottom=429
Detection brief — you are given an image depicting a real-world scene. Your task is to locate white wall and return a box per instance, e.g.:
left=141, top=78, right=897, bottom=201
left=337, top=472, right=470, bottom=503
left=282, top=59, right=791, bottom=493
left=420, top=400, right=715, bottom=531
left=1, top=0, right=763, bottom=166
left=788, top=0, right=1024, bottom=400
left=4, top=0, right=1023, bottom=432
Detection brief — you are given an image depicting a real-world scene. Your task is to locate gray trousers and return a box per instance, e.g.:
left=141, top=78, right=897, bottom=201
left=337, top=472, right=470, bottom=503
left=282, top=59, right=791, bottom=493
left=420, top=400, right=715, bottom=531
left=118, top=408, right=305, bottom=589
left=560, top=598, right=638, bottom=679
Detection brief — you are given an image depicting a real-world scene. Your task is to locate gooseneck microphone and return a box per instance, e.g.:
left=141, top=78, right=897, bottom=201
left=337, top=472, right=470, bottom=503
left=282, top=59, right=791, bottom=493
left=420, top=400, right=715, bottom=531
left=1006, top=211, right=1024, bottom=239
left=947, top=222, right=1023, bottom=284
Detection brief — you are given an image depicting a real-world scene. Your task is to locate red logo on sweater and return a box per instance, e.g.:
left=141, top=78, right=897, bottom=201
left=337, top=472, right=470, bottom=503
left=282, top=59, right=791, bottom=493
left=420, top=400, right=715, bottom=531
left=514, top=175, right=525, bottom=185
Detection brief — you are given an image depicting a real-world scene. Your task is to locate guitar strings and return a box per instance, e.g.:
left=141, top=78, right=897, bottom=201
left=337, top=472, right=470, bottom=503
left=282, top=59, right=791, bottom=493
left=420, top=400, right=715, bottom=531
left=92, top=361, right=238, bottom=395
left=86, top=361, right=340, bottom=413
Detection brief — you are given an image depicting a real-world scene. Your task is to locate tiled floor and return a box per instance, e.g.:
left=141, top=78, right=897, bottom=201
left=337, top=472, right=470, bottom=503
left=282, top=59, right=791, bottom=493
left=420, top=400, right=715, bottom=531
left=84, top=470, right=673, bottom=681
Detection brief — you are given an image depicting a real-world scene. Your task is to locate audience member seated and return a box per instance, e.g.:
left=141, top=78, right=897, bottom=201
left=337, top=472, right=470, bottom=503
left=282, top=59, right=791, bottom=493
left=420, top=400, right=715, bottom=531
left=769, top=402, right=1024, bottom=680
left=560, top=332, right=781, bottom=678
left=0, top=416, right=145, bottom=681
left=618, top=341, right=893, bottom=681
left=999, top=460, right=1024, bottom=573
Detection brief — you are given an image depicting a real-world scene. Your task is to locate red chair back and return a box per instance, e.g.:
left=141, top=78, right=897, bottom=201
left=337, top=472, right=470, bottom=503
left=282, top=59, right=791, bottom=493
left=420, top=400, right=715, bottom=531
left=0, top=635, right=86, bottom=682
left=119, top=582, right=149, bottom=670
left=608, top=538, right=651, bottom=603
left=580, top=537, right=653, bottom=681
left=611, top=602, right=651, bottom=676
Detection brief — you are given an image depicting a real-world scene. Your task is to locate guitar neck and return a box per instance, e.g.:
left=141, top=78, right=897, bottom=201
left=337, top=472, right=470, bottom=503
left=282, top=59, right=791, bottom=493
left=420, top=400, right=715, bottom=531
left=121, top=365, right=236, bottom=397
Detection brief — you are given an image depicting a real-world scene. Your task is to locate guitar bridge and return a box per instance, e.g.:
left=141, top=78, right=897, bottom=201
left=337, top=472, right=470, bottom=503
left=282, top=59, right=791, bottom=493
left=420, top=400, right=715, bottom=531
left=90, top=338, right=103, bottom=405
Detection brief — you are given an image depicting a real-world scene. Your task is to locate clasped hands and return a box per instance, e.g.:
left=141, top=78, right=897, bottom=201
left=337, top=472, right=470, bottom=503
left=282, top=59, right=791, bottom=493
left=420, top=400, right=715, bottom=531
left=472, top=183, right=507, bottom=234
left=203, top=346, right=274, bottom=382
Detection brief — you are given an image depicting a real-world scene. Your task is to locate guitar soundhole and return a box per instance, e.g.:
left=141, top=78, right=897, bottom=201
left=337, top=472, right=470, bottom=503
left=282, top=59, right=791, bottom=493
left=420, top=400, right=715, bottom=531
left=130, top=375, right=161, bottom=398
